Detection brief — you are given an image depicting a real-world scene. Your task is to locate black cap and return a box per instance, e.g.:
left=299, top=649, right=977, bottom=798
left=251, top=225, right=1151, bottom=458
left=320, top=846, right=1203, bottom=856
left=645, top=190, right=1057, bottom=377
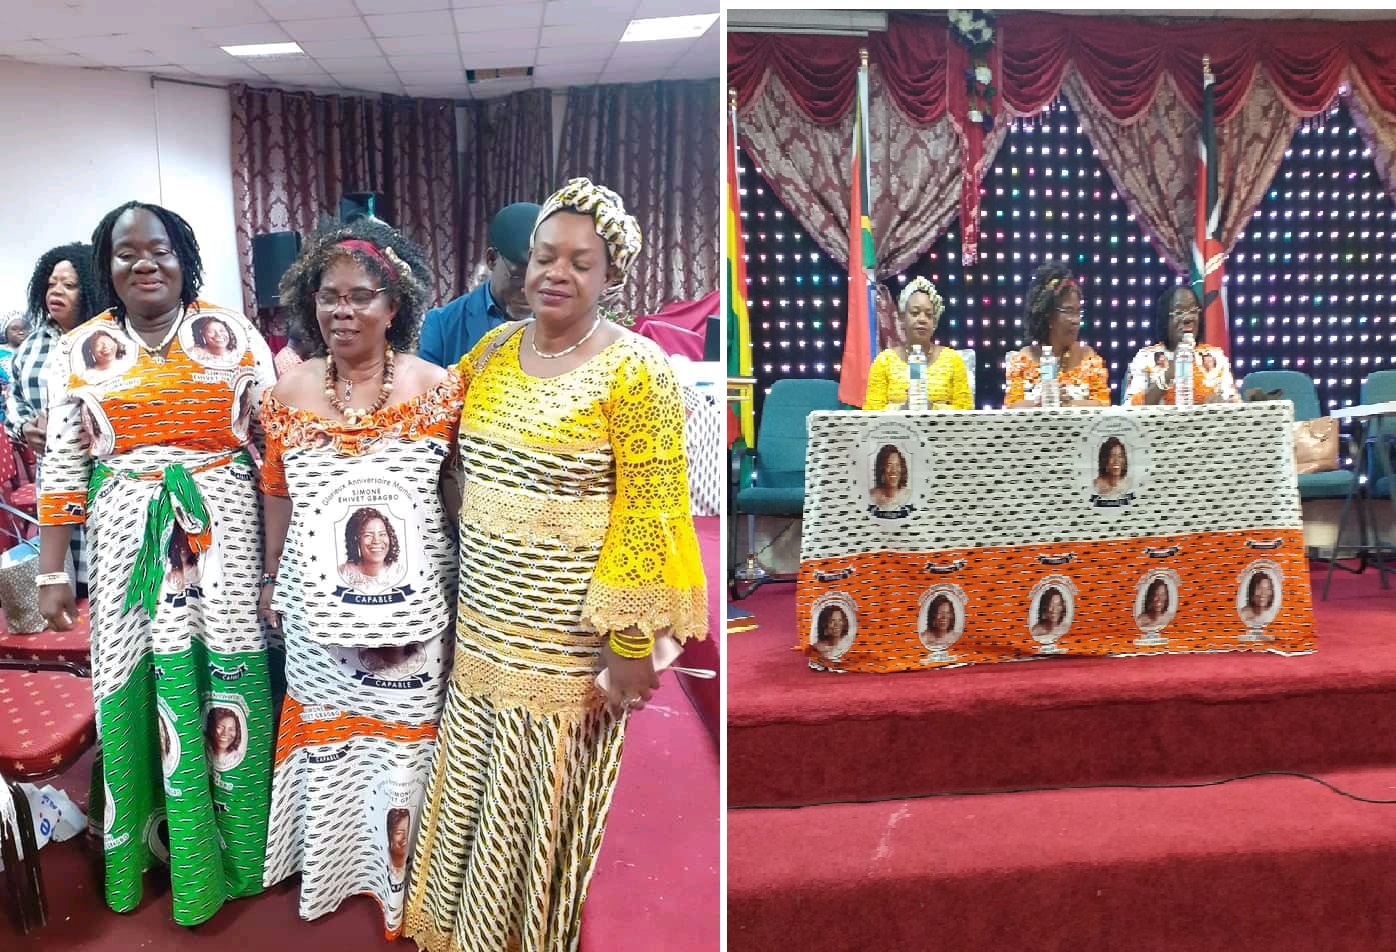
left=488, top=202, right=542, bottom=265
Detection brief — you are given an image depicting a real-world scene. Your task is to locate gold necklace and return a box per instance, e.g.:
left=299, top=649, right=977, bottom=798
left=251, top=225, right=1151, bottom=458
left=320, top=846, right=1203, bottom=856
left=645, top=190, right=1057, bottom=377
left=325, top=346, right=395, bottom=422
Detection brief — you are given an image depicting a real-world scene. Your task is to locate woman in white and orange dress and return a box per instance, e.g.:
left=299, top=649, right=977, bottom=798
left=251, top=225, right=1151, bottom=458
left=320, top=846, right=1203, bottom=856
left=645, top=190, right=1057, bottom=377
left=257, top=218, right=463, bottom=937
left=37, top=202, right=277, bottom=926
left=403, top=179, right=708, bottom=952
left=1004, top=263, right=1110, bottom=408
left=1123, top=285, right=1241, bottom=405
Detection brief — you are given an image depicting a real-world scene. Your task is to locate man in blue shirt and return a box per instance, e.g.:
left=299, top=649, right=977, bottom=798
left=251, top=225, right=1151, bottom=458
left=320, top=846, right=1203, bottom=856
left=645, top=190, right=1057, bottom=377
left=418, top=201, right=541, bottom=367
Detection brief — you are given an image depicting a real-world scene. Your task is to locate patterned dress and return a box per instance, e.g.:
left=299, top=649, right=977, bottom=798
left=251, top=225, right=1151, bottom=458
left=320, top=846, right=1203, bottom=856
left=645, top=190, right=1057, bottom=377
left=259, top=372, right=464, bottom=936
left=1004, top=348, right=1111, bottom=406
left=1123, top=342, right=1242, bottom=405
left=403, top=327, right=707, bottom=952
left=38, top=302, right=276, bottom=926
left=863, top=346, right=972, bottom=410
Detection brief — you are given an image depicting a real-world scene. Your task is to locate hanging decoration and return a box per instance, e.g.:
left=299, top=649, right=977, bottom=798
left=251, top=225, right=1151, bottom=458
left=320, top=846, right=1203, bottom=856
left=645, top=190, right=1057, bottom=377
left=949, top=10, right=997, bottom=132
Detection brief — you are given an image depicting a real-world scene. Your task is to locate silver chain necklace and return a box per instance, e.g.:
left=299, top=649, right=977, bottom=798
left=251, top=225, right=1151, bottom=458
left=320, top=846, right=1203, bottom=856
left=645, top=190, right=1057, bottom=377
left=529, top=315, right=603, bottom=359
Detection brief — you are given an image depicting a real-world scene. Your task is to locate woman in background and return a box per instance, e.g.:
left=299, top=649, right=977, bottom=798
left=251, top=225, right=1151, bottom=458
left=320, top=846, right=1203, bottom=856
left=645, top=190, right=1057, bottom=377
left=1124, top=286, right=1241, bottom=405
left=1005, top=263, right=1109, bottom=408
left=863, top=277, right=971, bottom=410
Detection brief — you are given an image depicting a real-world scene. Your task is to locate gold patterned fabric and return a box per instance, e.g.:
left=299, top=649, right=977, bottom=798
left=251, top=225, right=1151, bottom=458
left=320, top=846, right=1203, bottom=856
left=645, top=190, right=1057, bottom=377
left=403, top=326, right=706, bottom=952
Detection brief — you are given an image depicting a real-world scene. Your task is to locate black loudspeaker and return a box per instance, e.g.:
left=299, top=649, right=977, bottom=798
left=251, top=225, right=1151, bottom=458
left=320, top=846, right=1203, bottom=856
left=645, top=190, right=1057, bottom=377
left=252, top=231, right=301, bottom=308
left=340, top=192, right=381, bottom=224
left=704, top=315, right=720, bottom=361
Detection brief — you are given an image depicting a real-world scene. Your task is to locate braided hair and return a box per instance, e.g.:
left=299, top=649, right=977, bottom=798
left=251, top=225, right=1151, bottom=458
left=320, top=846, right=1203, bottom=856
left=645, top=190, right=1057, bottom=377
left=1023, top=262, right=1077, bottom=345
left=1153, top=284, right=1204, bottom=347
left=26, top=242, right=107, bottom=325
left=91, top=202, right=204, bottom=314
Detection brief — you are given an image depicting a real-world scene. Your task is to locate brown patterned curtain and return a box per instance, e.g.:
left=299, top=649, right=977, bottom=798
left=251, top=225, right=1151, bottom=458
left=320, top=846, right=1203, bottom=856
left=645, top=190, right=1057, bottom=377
left=738, top=67, right=1006, bottom=346
left=1346, top=74, right=1396, bottom=207
left=1063, top=67, right=1297, bottom=273
left=558, top=80, right=719, bottom=316
left=231, top=85, right=462, bottom=315
left=461, top=89, right=555, bottom=285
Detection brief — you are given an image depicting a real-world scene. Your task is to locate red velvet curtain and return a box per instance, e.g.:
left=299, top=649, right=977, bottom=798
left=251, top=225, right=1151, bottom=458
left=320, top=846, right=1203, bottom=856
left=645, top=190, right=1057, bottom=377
left=231, top=85, right=463, bottom=318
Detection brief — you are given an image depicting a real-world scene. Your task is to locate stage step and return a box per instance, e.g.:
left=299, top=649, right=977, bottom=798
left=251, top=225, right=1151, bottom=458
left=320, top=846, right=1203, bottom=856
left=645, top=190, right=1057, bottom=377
left=729, top=572, right=1396, bottom=806
left=727, top=766, right=1396, bottom=952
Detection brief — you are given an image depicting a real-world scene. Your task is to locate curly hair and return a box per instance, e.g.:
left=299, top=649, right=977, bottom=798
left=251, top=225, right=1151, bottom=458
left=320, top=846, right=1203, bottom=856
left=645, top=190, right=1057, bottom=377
left=81, top=329, right=128, bottom=368
left=1037, top=587, right=1066, bottom=625
left=1154, top=284, right=1203, bottom=347
left=873, top=444, right=909, bottom=491
left=1246, top=570, right=1276, bottom=610
left=1143, top=578, right=1170, bottom=614
left=91, top=202, right=204, bottom=314
left=279, top=217, right=431, bottom=357
left=26, top=242, right=107, bottom=326
left=344, top=506, right=401, bottom=566
left=191, top=314, right=236, bottom=351
left=1023, top=262, right=1078, bottom=345
left=1097, top=436, right=1128, bottom=478
left=204, top=707, right=242, bottom=753
left=816, top=605, right=849, bottom=644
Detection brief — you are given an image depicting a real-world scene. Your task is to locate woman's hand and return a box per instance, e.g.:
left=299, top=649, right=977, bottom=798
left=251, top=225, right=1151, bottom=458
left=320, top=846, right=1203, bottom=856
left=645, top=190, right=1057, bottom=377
left=39, top=582, right=78, bottom=631
left=22, top=411, right=47, bottom=454
left=600, top=641, right=659, bottom=717
left=258, top=581, right=280, bottom=629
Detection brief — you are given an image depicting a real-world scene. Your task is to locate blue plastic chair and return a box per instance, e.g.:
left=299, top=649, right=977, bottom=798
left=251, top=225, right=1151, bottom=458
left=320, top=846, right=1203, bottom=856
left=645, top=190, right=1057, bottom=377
left=1241, top=370, right=1355, bottom=500
left=1361, top=370, right=1396, bottom=500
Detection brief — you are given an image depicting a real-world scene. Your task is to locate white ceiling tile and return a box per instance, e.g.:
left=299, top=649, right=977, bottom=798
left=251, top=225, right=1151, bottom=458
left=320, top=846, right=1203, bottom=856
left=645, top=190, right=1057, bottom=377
left=297, top=38, right=383, bottom=58
left=113, top=1, right=271, bottom=28
left=608, top=37, right=694, bottom=66
left=45, top=34, right=144, bottom=56
left=281, top=17, right=373, bottom=42
left=387, top=52, right=463, bottom=70
left=598, top=67, right=669, bottom=83
left=402, top=85, right=467, bottom=99
left=535, top=42, right=616, bottom=65
left=456, top=28, right=540, bottom=52
left=184, top=61, right=267, bottom=79
left=396, top=69, right=465, bottom=84
left=196, top=23, right=294, bottom=46
left=376, top=34, right=460, bottom=54
left=453, top=4, right=544, bottom=32
left=325, top=70, right=402, bottom=85
left=541, top=22, right=627, bottom=46
left=5, top=52, right=90, bottom=67
left=665, top=60, right=717, bottom=80
left=633, top=0, right=718, bottom=17
left=355, top=0, right=455, bottom=12
left=468, top=77, right=534, bottom=96
left=336, top=77, right=406, bottom=93
left=260, top=0, right=360, bottom=17
left=544, top=0, right=639, bottom=27
left=253, top=61, right=334, bottom=77
left=532, top=62, right=604, bottom=82
left=363, top=10, right=457, bottom=37
left=460, top=49, right=536, bottom=69
left=313, top=56, right=393, bottom=72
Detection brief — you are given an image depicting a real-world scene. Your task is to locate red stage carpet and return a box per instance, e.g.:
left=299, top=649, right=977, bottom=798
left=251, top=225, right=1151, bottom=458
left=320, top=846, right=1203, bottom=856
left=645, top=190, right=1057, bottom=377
left=8, top=519, right=720, bottom=952
left=728, top=569, right=1396, bottom=951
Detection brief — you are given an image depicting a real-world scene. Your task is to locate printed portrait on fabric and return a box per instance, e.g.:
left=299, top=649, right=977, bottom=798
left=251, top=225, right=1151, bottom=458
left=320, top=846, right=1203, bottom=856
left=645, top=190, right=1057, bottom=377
left=328, top=633, right=445, bottom=692
left=1028, top=575, right=1077, bottom=653
left=1133, top=568, right=1180, bottom=645
left=156, top=698, right=180, bottom=779
left=809, top=592, right=858, bottom=662
left=1079, top=411, right=1150, bottom=510
left=202, top=696, right=250, bottom=774
left=1237, top=559, right=1283, bottom=638
left=180, top=313, right=247, bottom=370
left=860, top=420, right=922, bottom=520
left=74, top=391, right=115, bottom=457
left=71, top=325, right=136, bottom=385
left=337, top=505, right=409, bottom=596
left=231, top=371, right=256, bottom=443
left=368, top=765, right=427, bottom=915
left=917, top=584, right=967, bottom=660
left=314, top=475, right=422, bottom=607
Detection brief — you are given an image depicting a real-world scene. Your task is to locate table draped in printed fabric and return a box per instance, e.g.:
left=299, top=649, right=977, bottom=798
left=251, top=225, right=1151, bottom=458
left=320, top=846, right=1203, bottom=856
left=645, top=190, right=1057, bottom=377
left=258, top=372, right=464, bottom=936
left=403, top=327, right=707, bottom=952
left=38, top=302, right=276, bottom=926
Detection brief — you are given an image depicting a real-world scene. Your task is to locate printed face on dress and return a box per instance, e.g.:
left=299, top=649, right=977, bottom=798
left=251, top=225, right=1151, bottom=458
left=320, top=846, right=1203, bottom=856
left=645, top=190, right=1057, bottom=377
left=1146, top=581, right=1168, bottom=615
left=195, top=316, right=234, bottom=355
left=1250, top=573, right=1275, bottom=611
left=206, top=708, right=240, bottom=755
left=387, top=809, right=411, bottom=866
left=46, top=260, right=80, bottom=329
left=84, top=330, right=121, bottom=370
left=357, top=518, right=391, bottom=568
left=111, top=208, right=183, bottom=318
left=819, top=607, right=848, bottom=643
left=902, top=291, right=938, bottom=345
left=929, top=598, right=954, bottom=635
left=525, top=211, right=618, bottom=328
left=1042, top=589, right=1066, bottom=626
left=1106, top=443, right=1125, bottom=477
left=316, top=259, right=399, bottom=365
left=1167, top=287, right=1200, bottom=342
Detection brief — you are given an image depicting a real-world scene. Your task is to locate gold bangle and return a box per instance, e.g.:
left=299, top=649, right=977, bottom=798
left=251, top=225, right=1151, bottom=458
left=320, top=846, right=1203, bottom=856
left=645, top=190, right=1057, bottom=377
left=609, top=631, right=654, bottom=659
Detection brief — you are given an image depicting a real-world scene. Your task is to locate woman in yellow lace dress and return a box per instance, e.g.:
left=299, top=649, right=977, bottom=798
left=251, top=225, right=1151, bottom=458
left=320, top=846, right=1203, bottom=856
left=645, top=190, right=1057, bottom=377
left=862, top=277, right=972, bottom=410
left=403, top=178, right=707, bottom=952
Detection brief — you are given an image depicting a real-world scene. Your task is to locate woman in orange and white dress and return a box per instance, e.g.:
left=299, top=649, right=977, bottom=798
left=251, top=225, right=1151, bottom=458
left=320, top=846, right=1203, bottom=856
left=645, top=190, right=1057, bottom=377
left=1004, top=263, right=1110, bottom=408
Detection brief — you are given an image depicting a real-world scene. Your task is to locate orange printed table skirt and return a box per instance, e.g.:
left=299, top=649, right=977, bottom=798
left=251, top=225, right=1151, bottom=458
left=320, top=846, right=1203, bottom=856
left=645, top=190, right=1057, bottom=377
left=798, top=404, right=1316, bottom=671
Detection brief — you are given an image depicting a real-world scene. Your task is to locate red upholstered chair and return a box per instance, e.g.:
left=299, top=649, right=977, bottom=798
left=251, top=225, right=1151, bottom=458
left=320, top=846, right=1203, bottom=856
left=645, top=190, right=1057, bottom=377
left=0, top=649, right=97, bottom=933
left=0, top=599, right=92, bottom=676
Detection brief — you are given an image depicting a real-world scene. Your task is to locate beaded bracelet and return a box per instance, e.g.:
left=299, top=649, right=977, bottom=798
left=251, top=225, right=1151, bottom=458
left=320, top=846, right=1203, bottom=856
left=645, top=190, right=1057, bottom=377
left=608, top=630, right=654, bottom=659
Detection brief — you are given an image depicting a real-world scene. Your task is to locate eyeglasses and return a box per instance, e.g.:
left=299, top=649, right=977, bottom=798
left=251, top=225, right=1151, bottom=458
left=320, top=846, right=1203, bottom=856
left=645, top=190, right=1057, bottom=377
left=315, top=287, right=387, bottom=310
left=1052, top=306, right=1084, bottom=323
left=1169, top=307, right=1201, bottom=319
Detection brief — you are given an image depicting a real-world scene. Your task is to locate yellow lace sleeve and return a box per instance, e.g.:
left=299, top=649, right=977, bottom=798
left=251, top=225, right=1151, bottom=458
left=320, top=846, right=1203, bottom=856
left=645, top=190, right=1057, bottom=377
left=863, top=350, right=891, bottom=411
left=582, top=340, right=708, bottom=643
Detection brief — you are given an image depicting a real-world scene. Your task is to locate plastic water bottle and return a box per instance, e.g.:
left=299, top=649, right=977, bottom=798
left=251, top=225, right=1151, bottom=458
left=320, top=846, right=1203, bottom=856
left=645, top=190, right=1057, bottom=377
left=1039, top=347, right=1061, bottom=408
left=1174, top=332, right=1195, bottom=407
left=907, top=345, right=928, bottom=411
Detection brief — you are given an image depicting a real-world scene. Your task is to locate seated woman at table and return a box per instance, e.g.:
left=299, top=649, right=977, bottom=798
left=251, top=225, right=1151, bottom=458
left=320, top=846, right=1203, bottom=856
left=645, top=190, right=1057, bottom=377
left=863, top=277, right=971, bottom=411
left=1005, top=263, right=1110, bottom=408
left=1123, top=285, right=1241, bottom=405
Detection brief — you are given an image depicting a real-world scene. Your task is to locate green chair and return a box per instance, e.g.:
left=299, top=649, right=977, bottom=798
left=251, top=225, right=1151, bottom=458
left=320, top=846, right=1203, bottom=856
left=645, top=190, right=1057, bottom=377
left=1241, top=370, right=1355, bottom=500
left=730, top=378, right=843, bottom=599
left=1361, top=370, right=1396, bottom=501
